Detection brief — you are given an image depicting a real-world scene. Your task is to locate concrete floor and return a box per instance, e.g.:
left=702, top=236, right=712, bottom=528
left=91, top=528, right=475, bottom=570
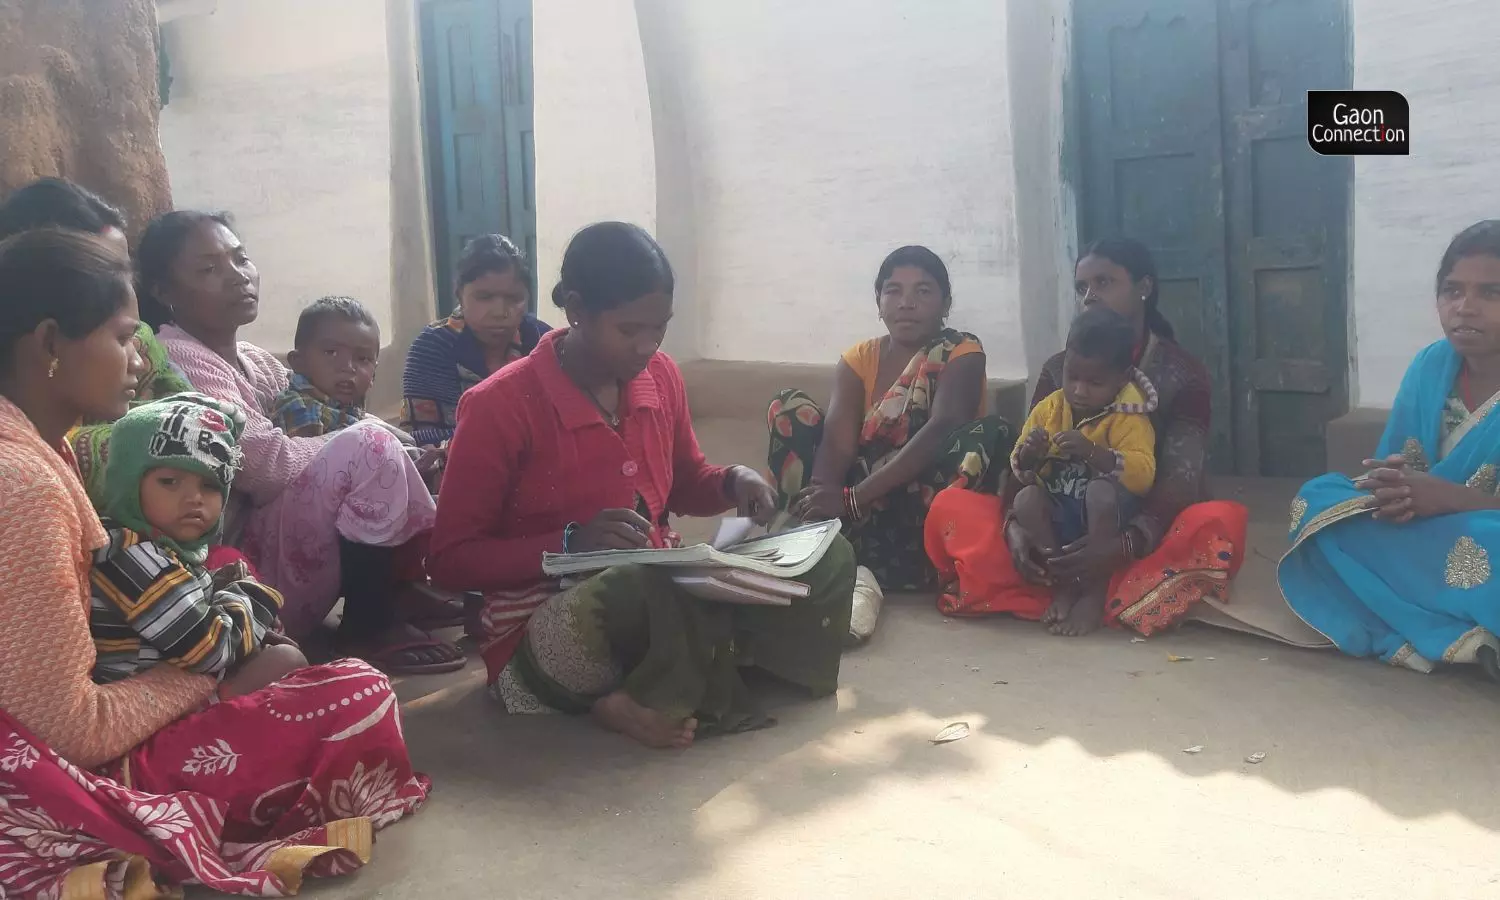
left=307, top=419, right=1500, bottom=899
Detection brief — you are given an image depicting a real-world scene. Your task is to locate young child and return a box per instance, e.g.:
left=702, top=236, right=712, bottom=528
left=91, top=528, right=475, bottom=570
left=1010, top=306, right=1158, bottom=637
left=270, top=296, right=392, bottom=437
left=90, top=393, right=307, bottom=698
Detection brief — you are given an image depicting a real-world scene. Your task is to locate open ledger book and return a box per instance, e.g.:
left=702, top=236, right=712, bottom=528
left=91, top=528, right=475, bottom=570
left=542, top=517, right=842, bottom=606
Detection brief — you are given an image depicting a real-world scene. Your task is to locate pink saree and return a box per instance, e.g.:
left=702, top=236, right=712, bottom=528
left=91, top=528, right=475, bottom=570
left=0, top=660, right=428, bottom=898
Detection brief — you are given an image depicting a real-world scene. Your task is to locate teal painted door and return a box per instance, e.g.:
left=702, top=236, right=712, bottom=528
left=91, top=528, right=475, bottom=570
left=420, top=0, right=536, bottom=316
left=1075, top=0, right=1350, bottom=476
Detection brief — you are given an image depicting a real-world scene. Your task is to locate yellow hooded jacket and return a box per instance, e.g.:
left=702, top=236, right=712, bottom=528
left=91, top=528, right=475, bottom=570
left=1011, top=369, right=1159, bottom=497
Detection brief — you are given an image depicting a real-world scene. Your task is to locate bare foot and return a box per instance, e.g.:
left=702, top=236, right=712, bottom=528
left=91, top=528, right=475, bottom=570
left=1053, top=588, right=1106, bottom=637
left=1041, top=583, right=1078, bottom=628
left=592, top=691, right=697, bottom=749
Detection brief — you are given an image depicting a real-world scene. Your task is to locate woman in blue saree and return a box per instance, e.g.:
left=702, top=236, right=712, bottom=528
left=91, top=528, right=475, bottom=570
left=1281, top=221, right=1500, bottom=678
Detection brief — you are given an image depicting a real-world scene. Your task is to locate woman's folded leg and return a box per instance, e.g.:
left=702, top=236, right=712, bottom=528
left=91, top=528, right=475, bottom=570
left=241, top=422, right=437, bottom=639
left=498, top=536, right=857, bottom=746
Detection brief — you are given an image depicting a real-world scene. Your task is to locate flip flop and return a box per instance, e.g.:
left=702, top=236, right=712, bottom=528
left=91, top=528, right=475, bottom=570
left=400, top=583, right=471, bottom=630
left=363, top=638, right=467, bottom=676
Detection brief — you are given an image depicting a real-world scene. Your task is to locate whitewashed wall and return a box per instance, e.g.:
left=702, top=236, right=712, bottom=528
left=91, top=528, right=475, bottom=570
left=158, top=0, right=393, bottom=353
left=1349, top=1, right=1500, bottom=407
left=532, top=0, right=657, bottom=315
left=633, top=0, right=1025, bottom=377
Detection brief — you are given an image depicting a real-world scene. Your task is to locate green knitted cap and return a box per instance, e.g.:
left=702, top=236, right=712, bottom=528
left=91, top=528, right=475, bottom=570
left=101, top=392, right=246, bottom=564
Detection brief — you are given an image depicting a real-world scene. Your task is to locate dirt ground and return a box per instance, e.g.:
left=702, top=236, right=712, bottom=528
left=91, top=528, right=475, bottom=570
left=303, top=417, right=1500, bottom=899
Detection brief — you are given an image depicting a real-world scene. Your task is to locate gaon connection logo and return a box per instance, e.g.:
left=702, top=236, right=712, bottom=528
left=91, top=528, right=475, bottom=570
left=1307, top=90, right=1410, bottom=155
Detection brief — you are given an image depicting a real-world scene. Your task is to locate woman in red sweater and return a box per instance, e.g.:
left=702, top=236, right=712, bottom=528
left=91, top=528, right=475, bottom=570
left=429, top=222, right=856, bottom=749
left=0, top=229, right=427, bottom=895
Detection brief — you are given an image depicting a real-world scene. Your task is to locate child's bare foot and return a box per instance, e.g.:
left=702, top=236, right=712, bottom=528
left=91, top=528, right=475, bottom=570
left=1041, top=582, right=1077, bottom=627
left=592, top=691, right=697, bottom=749
left=1052, top=587, right=1106, bottom=637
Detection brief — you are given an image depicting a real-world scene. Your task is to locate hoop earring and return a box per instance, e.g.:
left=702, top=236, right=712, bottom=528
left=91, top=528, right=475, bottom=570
left=47, top=359, right=59, bottom=378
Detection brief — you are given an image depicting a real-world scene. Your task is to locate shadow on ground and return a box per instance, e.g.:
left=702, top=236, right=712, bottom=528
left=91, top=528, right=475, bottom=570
left=298, top=418, right=1500, bottom=899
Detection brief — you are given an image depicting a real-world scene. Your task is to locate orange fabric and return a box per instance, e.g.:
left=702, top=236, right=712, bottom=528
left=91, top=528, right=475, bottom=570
left=841, top=337, right=985, bottom=412
left=0, top=397, right=215, bottom=769
left=924, top=487, right=1248, bottom=635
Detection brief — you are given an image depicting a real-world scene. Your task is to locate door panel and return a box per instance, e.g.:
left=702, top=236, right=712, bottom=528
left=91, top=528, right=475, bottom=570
left=1076, top=0, right=1350, bottom=475
left=498, top=1, right=537, bottom=297
left=1076, top=0, right=1236, bottom=471
left=1221, top=0, right=1350, bottom=475
left=420, top=0, right=537, bottom=316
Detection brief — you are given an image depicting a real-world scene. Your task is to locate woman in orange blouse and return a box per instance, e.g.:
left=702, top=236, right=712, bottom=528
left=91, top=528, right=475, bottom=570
left=767, top=245, right=1013, bottom=589
left=0, top=229, right=426, bottom=895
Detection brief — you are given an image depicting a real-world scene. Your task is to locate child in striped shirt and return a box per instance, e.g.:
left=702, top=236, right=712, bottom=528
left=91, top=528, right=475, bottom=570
left=89, top=394, right=306, bottom=698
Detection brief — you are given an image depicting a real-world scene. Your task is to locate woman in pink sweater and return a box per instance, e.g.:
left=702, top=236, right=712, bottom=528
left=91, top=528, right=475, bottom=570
left=137, top=211, right=463, bottom=674
left=0, top=228, right=427, bottom=895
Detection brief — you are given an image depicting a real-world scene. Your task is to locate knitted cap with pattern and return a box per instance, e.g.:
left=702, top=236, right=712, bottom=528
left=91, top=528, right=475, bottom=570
left=101, top=392, right=246, bottom=565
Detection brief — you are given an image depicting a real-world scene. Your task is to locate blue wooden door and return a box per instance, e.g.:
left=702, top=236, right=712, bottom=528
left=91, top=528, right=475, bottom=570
left=1075, top=0, right=1350, bottom=476
left=420, top=0, right=536, bottom=315
left=1076, top=0, right=1236, bottom=470
left=1220, top=0, right=1350, bottom=476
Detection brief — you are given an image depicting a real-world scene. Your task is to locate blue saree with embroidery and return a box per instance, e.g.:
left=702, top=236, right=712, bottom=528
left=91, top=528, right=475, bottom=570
left=1279, top=340, right=1500, bottom=672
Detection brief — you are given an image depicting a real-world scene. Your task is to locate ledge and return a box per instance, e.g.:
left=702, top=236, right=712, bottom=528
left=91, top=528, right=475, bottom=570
left=1325, top=406, right=1389, bottom=476
left=678, top=358, right=1030, bottom=429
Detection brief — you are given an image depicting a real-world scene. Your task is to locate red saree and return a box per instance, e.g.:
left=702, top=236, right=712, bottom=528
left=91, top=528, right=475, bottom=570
left=924, top=488, right=1247, bottom=634
left=0, top=660, right=428, bottom=898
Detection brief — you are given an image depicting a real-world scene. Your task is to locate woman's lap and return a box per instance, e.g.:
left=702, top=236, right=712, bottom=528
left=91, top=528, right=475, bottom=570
left=926, top=488, right=1248, bottom=635
left=767, top=389, right=1010, bottom=591
left=1283, top=506, right=1500, bottom=670
left=0, top=660, right=427, bottom=896
left=494, top=536, right=857, bottom=730
left=242, top=423, right=436, bottom=638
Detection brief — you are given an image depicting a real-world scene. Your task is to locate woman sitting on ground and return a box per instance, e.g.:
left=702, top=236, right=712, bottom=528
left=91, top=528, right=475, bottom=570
left=766, top=245, right=1011, bottom=591
left=401, top=234, right=550, bottom=448
left=428, top=221, right=856, bottom=749
left=1280, top=220, right=1500, bottom=679
left=0, top=228, right=427, bottom=895
left=137, top=210, right=464, bottom=674
left=926, top=237, right=1248, bottom=635
left=0, top=177, right=194, bottom=505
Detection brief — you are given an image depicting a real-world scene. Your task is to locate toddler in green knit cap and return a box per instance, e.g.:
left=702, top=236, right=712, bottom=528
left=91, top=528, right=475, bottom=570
left=90, top=392, right=307, bottom=699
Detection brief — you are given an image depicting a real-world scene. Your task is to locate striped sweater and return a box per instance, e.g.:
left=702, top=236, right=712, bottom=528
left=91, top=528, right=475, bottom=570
left=400, top=313, right=550, bottom=446
left=0, top=397, right=215, bottom=769
left=90, top=522, right=283, bottom=683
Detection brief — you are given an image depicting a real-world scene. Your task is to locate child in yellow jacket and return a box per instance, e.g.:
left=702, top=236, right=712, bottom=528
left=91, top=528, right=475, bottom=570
left=1010, top=306, right=1158, bottom=635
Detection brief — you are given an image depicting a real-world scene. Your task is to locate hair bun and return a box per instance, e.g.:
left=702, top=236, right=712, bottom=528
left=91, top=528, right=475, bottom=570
left=494, top=234, right=523, bottom=258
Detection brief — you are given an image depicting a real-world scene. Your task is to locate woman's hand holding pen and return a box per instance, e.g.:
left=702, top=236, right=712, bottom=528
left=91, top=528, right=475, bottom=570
left=571, top=509, right=654, bottom=552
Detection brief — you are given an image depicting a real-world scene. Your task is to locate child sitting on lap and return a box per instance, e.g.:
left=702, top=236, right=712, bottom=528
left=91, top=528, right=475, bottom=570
left=1010, top=306, right=1158, bottom=637
left=269, top=296, right=414, bottom=439
left=90, top=393, right=306, bottom=698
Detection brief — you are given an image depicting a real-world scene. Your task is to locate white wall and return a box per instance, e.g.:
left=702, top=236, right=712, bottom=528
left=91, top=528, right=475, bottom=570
left=1349, top=0, right=1500, bottom=407
left=635, top=0, right=1024, bottom=377
left=1006, top=0, right=1076, bottom=385
left=158, top=0, right=392, bottom=353
left=532, top=0, right=657, bottom=315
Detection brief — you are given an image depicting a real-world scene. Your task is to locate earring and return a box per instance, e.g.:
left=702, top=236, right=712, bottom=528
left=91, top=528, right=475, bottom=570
left=47, top=359, right=59, bottom=378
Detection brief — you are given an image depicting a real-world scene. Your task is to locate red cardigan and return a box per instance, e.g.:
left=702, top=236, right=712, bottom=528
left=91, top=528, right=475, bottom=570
left=428, top=329, right=733, bottom=592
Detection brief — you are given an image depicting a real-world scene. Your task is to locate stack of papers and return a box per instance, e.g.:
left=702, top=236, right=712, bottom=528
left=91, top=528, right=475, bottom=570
left=541, top=518, right=842, bottom=605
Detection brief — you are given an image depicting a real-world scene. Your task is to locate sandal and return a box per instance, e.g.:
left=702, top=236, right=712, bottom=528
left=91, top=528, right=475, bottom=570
left=399, top=582, right=469, bottom=630
left=362, top=637, right=467, bottom=676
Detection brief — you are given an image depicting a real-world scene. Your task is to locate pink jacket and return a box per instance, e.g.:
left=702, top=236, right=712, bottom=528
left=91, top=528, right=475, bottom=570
left=159, top=325, right=330, bottom=504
